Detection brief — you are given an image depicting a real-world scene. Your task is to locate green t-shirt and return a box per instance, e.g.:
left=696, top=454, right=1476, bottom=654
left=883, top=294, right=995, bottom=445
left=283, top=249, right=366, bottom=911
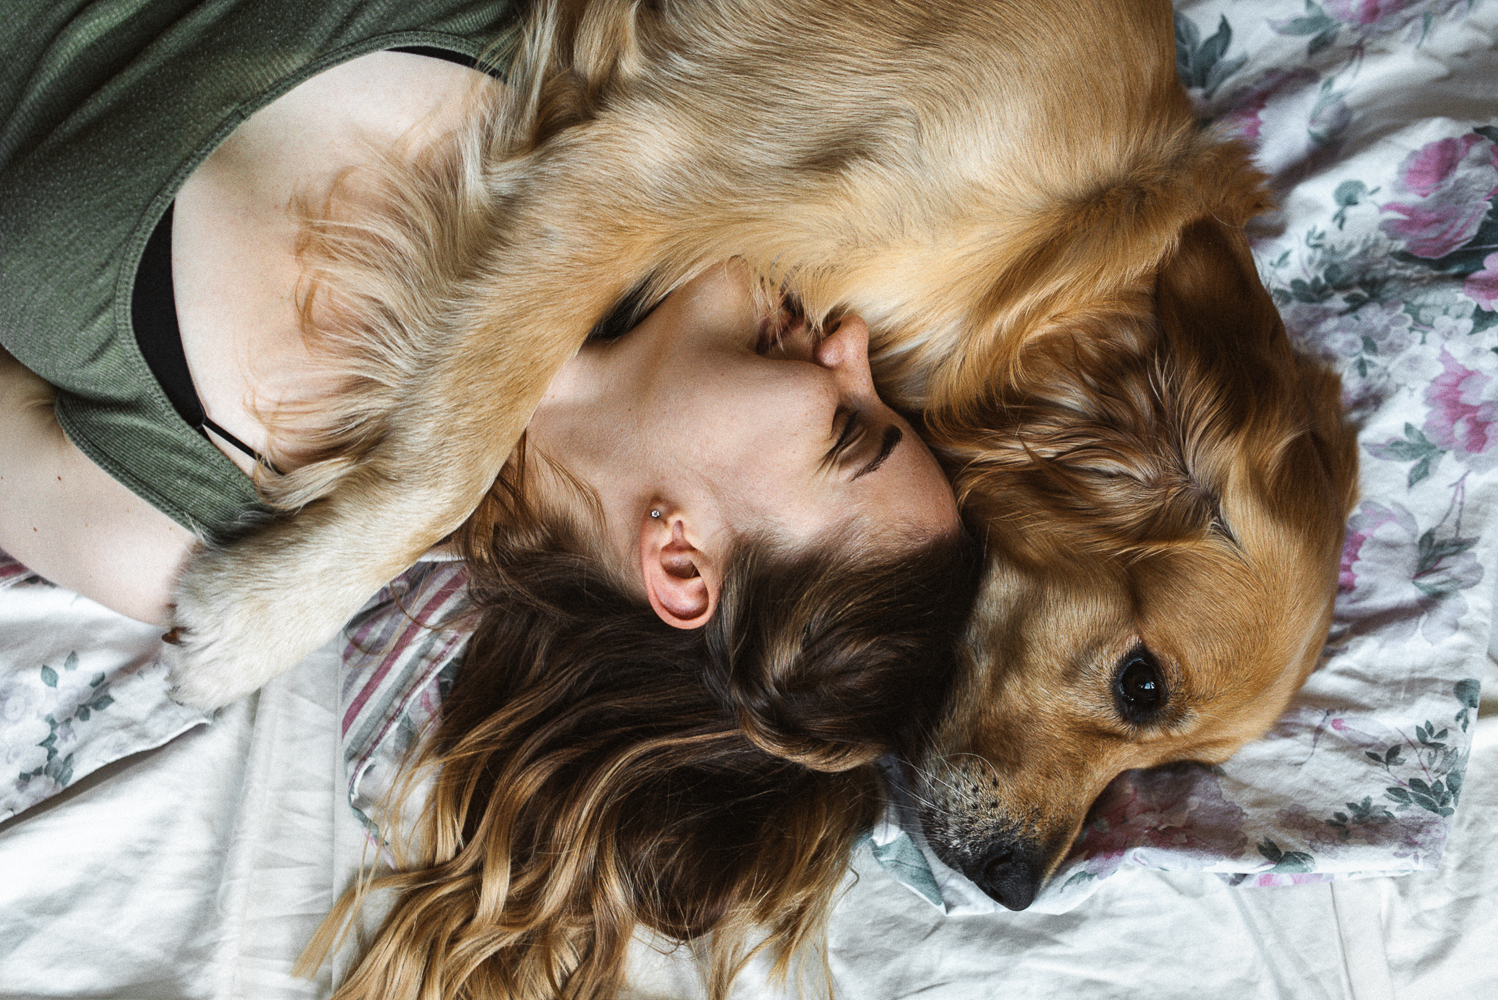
left=0, top=0, right=519, bottom=538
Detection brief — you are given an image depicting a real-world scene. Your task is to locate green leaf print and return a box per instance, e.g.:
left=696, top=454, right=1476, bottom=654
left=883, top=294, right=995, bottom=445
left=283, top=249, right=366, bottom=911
left=1175, top=13, right=1247, bottom=99
left=1258, top=839, right=1316, bottom=873
left=1326, top=796, right=1395, bottom=842
left=1365, top=424, right=1446, bottom=489
left=1454, top=678, right=1481, bottom=732
left=1332, top=181, right=1379, bottom=230
left=1273, top=2, right=1341, bottom=57
left=17, top=651, right=120, bottom=796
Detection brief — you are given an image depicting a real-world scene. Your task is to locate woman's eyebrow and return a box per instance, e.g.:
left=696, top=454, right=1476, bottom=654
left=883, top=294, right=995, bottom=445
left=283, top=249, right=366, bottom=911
left=853, top=425, right=903, bottom=479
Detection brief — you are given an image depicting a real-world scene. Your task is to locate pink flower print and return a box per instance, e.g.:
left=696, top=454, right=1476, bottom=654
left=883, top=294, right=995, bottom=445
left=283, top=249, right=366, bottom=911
left=1219, top=69, right=1316, bottom=144
left=1071, top=765, right=1248, bottom=868
left=1402, top=136, right=1479, bottom=199
left=1249, top=871, right=1336, bottom=888
left=1337, top=501, right=1483, bottom=645
left=1223, top=94, right=1268, bottom=143
left=1274, top=803, right=1352, bottom=854
left=1324, top=0, right=1418, bottom=27
left=1339, top=529, right=1367, bottom=594
left=1234, top=69, right=1352, bottom=173
left=1464, top=252, right=1498, bottom=311
left=1380, top=134, right=1498, bottom=258
left=1317, top=299, right=1416, bottom=362
left=1424, top=348, right=1498, bottom=472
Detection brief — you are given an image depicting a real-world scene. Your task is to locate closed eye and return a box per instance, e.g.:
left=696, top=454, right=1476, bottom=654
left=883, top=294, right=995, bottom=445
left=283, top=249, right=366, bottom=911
left=853, top=425, right=903, bottom=479
left=826, top=408, right=863, bottom=464
left=588, top=280, right=665, bottom=342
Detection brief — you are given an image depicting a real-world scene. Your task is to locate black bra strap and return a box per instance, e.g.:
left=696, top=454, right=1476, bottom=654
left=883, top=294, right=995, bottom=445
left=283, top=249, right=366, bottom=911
left=131, top=49, right=490, bottom=478
left=389, top=45, right=482, bottom=69
left=131, top=204, right=281, bottom=473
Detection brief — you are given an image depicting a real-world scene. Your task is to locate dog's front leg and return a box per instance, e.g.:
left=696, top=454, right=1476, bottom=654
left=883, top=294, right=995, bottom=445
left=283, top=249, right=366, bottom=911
left=165, top=463, right=457, bottom=710
left=165, top=242, right=635, bottom=709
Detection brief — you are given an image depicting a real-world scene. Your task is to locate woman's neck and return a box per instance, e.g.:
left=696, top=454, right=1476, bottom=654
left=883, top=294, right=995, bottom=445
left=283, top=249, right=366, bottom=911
left=528, top=337, right=654, bottom=502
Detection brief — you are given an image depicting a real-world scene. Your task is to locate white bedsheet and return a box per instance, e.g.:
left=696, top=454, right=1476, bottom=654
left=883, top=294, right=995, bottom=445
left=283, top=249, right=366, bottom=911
left=0, top=635, right=364, bottom=1000
left=1, top=628, right=1493, bottom=999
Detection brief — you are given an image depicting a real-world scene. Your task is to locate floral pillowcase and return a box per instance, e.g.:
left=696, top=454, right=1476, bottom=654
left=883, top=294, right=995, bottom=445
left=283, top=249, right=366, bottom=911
left=0, top=558, right=207, bottom=821
left=868, top=0, right=1498, bottom=914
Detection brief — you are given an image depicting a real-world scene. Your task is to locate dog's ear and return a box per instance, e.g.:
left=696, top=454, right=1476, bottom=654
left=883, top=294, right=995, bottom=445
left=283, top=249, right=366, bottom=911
left=940, top=332, right=1223, bottom=563
left=941, top=214, right=1326, bottom=562
left=1155, top=217, right=1359, bottom=546
left=1155, top=216, right=1286, bottom=412
left=921, top=138, right=1274, bottom=418
left=516, top=0, right=659, bottom=145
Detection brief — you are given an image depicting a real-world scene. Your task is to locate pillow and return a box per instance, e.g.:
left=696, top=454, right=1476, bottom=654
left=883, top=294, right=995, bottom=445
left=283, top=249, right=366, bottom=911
left=0, top=553, right=208, bottom=821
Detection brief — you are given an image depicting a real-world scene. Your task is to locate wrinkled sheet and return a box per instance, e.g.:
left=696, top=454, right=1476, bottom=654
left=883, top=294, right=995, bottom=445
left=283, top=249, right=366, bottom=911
left=0, top=605, right=362, bottom=999
left=4, top=0, right=1498, bottom=994
left=641, top=647, right=1498, bottom=1000
left=0, top=560, right=206, bottom=822
left=1, top=616, right=1493, bottom=1000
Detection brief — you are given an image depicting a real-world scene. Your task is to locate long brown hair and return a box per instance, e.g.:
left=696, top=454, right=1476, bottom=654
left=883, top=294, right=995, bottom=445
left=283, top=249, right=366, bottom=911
left=303, top=459, right=980, bottom=999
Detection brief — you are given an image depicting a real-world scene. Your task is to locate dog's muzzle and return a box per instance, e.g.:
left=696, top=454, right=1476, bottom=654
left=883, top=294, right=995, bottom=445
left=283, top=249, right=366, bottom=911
left=923, top=815, right=1052, bottom=911
left=971, top=838, right=1048, bottom=910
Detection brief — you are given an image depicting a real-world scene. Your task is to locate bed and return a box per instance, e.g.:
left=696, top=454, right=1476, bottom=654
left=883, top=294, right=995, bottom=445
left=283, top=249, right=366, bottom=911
left=3, top=0, right=1496, bottom=996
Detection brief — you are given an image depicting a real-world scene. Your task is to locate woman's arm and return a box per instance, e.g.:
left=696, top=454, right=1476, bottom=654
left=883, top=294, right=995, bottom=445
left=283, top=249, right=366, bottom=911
left=0, top=346, right=193, bottom=627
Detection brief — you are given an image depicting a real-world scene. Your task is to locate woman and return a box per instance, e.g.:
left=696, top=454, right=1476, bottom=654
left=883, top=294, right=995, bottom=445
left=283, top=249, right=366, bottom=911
left=1, top=2, right=979, bottom=995
left=0, top=2, right=530, bottom=624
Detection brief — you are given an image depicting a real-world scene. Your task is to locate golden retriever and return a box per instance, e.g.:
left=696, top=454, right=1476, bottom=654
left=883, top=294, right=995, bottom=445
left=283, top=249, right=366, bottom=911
left=913, top=213, right=1358, bottom=908
left=168, top=0, right=1358, bottom=911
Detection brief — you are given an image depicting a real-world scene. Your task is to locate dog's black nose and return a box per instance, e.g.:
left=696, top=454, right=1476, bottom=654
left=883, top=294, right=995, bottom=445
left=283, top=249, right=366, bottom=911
left=976, top=844, right=1044, bottom=911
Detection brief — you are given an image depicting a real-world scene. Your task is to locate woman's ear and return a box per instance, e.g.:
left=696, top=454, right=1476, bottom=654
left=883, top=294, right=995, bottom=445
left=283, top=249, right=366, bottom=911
left=640, top=514, right=721, bottom=629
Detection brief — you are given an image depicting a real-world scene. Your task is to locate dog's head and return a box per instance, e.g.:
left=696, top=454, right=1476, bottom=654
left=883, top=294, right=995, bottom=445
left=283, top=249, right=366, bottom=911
left=913, top=215, right=1359, bottom=910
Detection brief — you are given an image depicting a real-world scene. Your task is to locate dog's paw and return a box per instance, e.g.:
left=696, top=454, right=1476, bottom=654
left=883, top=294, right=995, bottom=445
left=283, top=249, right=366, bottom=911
left=165, top=513, right=411, bottom=710
left=156, top=632, right=237, bottom=712
left=164, top=551, right=346, bottom=710
left=159, top=625, right=312, bottom=714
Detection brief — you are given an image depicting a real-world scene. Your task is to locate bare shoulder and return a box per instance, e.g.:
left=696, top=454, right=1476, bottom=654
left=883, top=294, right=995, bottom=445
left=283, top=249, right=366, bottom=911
left=0, top=55, right=491, bottom=631
left=0, top=347, right=193, bottom=627
left=172, top=50, right=494, bottom=474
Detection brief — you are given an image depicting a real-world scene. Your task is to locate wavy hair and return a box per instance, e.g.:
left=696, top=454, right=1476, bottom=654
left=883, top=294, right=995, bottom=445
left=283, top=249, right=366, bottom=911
left=300, top=454, right=981, bottom=999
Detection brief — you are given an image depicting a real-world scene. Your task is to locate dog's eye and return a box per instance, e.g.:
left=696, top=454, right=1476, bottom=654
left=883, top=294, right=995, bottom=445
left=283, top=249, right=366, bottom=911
left=1113, top=646, right=1166, bottom=724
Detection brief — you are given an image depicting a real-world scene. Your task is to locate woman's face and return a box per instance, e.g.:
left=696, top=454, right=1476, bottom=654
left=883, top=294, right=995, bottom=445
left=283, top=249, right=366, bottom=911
left=623, top=264, right=960, bottom=550
left=527, top=262, right=960, bottom=623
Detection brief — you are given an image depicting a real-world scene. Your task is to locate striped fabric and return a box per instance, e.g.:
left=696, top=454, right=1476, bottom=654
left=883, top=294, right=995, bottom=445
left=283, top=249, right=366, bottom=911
left=338, top=557, right=473, bottom=831
left=1, top=547, right=473, bottom=832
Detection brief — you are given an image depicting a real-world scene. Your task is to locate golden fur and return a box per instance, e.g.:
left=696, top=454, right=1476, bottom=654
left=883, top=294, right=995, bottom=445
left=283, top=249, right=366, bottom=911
left=168, top=0, right=1358, bottom=946
left=164, top=0, right=1316, bottom=703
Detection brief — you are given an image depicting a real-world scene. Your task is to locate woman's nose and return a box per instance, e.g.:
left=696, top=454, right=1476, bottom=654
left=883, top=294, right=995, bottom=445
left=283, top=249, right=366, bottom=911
left=813, top=316, right=874, bottom=388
